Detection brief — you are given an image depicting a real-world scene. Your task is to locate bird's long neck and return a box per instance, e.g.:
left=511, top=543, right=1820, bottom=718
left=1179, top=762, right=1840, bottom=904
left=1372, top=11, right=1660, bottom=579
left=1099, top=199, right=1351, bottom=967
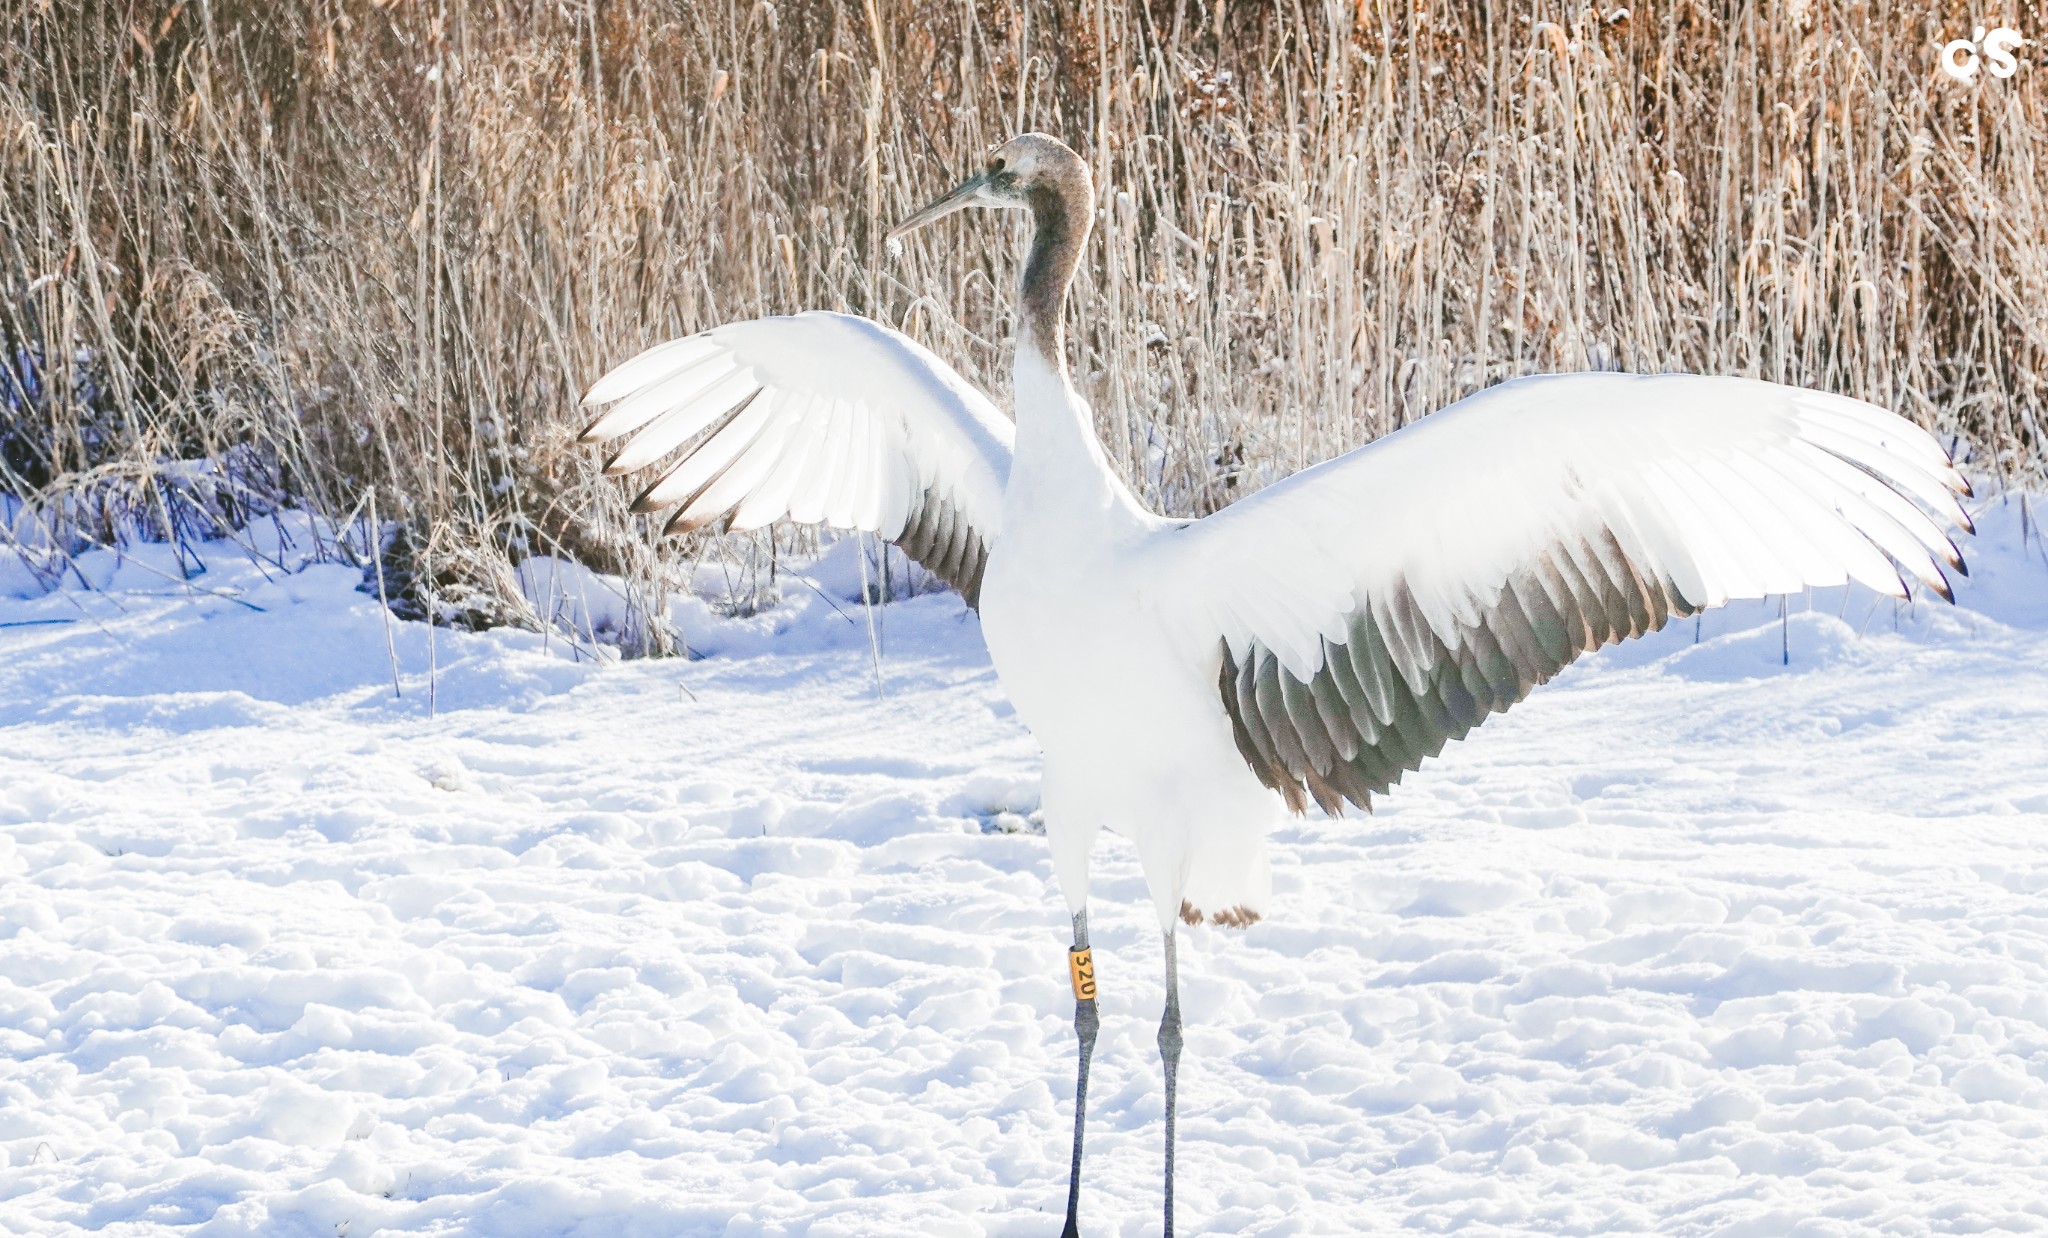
left=1010, top=174, right=1138, bottom=525
left=1018, top=183, right=1087, bottom=371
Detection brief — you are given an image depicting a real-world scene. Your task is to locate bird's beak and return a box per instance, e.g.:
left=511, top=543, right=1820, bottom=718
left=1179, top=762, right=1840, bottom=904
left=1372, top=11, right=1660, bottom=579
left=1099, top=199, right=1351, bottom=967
left=886, top=171, right=996, bottom=247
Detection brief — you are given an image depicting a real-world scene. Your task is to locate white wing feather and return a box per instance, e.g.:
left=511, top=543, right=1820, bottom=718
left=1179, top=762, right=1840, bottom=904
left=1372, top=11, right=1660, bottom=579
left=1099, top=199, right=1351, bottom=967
left=582, top=311, right=1014, bottom=601
left=1164, top=372, right=1970, bottom=683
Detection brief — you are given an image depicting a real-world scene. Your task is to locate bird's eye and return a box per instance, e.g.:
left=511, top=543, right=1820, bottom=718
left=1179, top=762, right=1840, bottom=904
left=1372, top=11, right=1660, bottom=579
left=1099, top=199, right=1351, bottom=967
left=989, top=157, right=1006, bottom=175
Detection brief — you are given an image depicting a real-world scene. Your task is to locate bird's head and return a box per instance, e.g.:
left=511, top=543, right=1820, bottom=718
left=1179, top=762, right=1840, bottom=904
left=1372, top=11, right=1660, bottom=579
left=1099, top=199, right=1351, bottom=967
left=887, top=133, right=1091, bottom=249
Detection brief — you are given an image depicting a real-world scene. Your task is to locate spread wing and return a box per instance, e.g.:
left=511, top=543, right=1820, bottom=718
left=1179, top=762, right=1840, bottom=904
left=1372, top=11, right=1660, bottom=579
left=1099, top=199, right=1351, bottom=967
left=581, top=311, right=1012, bottom=606
left=1154, top=373, right=1973, bottom=815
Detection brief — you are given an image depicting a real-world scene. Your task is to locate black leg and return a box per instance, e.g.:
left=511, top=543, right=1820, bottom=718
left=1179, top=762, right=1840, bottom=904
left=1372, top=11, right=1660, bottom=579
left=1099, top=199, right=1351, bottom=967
left=1061, top=909, right=1099, bottom=1238
left=1159, top=927, right=1183, bottom=1238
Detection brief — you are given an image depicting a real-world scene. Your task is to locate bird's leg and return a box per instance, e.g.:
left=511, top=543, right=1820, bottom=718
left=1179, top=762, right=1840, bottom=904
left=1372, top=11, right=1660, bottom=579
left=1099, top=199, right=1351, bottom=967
left=1159, top=925, right=1183, bottom=1238
left=1061, top=908, right=1098, bottom=1238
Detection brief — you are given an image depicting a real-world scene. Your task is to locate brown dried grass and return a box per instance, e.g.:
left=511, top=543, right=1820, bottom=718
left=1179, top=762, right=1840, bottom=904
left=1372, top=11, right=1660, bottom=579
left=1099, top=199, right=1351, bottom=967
left=2, top=0, right=2042, bottom=643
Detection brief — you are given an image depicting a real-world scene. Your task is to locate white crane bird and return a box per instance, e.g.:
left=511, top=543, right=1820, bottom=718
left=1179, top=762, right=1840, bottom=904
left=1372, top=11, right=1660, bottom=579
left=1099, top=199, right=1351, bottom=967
left=581, top=134, right=1971, bottom=1234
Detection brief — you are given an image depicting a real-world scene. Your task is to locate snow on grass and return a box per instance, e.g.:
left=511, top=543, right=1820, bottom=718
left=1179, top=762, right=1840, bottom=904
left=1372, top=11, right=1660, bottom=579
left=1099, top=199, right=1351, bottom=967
left=0, top=503, right=2045, bottom=1235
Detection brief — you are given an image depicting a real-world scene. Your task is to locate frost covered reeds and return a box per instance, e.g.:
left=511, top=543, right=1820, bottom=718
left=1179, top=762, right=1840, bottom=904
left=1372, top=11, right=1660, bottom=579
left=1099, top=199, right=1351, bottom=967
left=2, top=0, right=2043, bottom=643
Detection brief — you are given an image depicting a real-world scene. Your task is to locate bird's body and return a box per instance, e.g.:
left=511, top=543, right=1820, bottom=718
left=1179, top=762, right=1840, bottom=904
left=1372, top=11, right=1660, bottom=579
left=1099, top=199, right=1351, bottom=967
left=981, top=340, right=1279, bottom=931
left=581, top=133, right=1973, bottom=1234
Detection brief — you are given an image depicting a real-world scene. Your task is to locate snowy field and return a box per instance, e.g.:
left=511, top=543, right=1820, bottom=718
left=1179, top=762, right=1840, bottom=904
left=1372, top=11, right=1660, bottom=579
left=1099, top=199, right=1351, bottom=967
left=2, top=498, right=2047, bottom=1237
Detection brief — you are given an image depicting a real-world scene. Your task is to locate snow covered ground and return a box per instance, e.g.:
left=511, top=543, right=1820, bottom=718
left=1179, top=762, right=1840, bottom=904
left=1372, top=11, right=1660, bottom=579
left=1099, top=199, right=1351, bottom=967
left=1, top=497, right=2046, bottom=1237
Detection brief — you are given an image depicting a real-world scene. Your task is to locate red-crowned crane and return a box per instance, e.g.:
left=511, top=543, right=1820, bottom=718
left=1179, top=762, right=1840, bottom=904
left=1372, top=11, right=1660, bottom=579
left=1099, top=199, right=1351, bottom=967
left=581, top=133, right=1972, bottom=1236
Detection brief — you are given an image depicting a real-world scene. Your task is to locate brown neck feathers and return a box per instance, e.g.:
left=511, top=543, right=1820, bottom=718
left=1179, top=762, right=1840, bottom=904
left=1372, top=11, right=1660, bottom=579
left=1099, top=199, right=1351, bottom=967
left=1019, top=162, right=1092, bottom=369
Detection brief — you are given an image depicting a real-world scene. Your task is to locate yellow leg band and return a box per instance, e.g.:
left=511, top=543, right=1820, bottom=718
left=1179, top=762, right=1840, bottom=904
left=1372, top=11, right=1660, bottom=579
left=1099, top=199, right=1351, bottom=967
left=1068, top=947, right=1097, bottom=1002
